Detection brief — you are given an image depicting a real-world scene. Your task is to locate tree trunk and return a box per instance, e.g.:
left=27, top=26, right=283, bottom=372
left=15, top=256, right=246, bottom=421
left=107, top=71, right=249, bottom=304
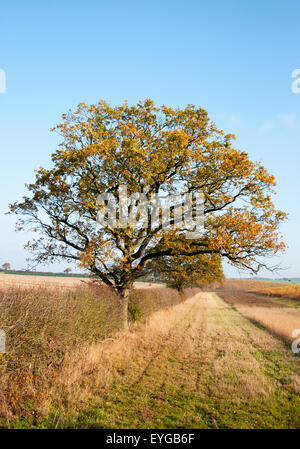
left=119, top=287, right=130, bottom=329
left=177, top=287, right=185, bottom=302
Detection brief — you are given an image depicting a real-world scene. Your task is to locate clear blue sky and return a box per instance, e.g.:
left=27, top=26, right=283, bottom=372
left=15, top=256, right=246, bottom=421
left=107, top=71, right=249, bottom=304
left=0, top=0, right=299, bottom=278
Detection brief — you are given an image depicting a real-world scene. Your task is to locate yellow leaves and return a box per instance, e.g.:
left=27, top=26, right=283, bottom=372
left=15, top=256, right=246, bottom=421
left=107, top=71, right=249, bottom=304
left=149, top=253, right=224, bottom=290
left=11, top=99, right=287, bottom=280
left=208, top=209, right=285, bottom=257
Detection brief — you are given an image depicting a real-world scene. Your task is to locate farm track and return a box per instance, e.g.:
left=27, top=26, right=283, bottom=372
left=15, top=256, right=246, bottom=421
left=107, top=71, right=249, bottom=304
left=69, top=293, right=300, bottom=429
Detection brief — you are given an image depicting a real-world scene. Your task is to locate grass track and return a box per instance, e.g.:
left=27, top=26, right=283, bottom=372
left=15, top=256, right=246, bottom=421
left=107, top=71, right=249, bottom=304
left=60, top=293, right=300, bottom=429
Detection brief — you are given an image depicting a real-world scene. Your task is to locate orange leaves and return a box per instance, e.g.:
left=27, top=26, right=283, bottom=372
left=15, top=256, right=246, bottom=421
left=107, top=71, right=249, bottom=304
left=10, top=99, right=287, bottom=283
left=206, top=207, right=286, bottom=262
left=148, top=253, right=224, bottom=291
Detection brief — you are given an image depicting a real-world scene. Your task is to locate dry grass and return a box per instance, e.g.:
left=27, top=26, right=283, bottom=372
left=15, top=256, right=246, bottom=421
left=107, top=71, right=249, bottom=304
left=0, top=273, right=88, bottom=291
left=0, top=286, right=120, bottom=424
left=217, top=282, right=300, bottom=346
left=0, top=284, right=187, bottom=426
left=48, top=293, right=300, bottom=428
left=1, top=289, right=299, bottom=428
left=49, top=295, right=198, bottom=420
left=215, top=279, right=300, bottom=302
left=248, top=284, right=300, bottom=301
left=215, top=278, right=288, bottom=292
left=0, top=273, right=165, bottom=291
left=235, top=306, right=300, bottom=344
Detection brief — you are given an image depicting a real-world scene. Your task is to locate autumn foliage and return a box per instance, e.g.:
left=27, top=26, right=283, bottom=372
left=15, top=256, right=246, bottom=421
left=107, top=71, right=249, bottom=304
left=146, top=254, right=224, bottom=293
left=9, top=99, right=286, bottom=324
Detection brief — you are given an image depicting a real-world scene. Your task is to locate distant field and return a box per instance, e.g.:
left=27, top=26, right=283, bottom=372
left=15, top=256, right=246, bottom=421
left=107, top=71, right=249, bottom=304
left=0, top=273, right=163, bottom=291
left=1, top=271, right=91, bottom=278
left=217, top=278, right=292, bottom=291
left=248, top=284, right=300, bottom=301
left=0, top=273, right=89, bottom=291
left=217, top=279, right=300, bottom=345
left=217, top=279, right=300, bottom=306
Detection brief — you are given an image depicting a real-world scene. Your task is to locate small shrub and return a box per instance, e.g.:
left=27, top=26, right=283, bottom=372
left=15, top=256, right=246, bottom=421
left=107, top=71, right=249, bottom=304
left=128, top=298, right=144, bottom=322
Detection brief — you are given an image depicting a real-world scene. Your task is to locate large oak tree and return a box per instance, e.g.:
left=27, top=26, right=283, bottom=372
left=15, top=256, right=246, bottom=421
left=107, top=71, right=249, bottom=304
left=9, top=100, right=286, bottom=326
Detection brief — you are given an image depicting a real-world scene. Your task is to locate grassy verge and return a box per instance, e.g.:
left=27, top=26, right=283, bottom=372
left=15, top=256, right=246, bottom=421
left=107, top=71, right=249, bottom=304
left=46, top=293, right=300, bottom=429
left=2, top=286, right=299, bottom=429
left=0, top=285, right=187, bottom=427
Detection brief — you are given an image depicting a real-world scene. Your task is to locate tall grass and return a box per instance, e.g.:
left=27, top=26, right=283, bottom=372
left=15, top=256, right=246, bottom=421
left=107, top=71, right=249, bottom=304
left=0, top=284, right=189, bottom=427
left=248, top=284, right=300, bottom=301
left=217, top=281, right=300, bottom=346
left=236, top=306, right=300, bottom=344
